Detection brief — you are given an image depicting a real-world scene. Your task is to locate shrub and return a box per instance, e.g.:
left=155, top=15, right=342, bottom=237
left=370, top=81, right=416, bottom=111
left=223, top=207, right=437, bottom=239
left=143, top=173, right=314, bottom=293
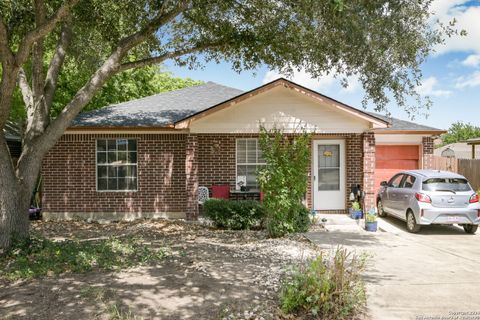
left=203, top=199, right=265, bottom=230
left=0, top=236, right=166, bottom=281
left=258, top=126, right=312, bottom=237
left=280, top=248, right=367, bottom=319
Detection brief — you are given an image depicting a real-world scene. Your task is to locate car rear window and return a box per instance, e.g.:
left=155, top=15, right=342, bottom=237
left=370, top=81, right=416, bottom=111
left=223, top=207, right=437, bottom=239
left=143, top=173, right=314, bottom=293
left=422, top=178, right=471, bottom=192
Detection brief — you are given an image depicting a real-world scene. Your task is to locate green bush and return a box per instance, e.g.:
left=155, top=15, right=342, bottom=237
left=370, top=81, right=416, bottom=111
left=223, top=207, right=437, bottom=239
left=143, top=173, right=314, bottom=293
left=203, top=199, right=265, bottom=230
left=280, top=248, right=367, bottom=319
left=0, top=236, right=165, bottom=281
left=258, top=126, right=312, bottom=237
left=266, top=203, right=311, bottom=237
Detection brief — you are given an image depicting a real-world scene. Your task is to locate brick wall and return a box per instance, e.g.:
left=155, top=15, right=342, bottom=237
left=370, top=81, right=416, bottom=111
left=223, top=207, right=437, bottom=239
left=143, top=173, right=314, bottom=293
left=42, top=132, right=368, bottom=218
left=422, top=136, right=434, bottom=169
left=362, top=132, right=376, bottom=211
left=42, top=133, right=187, bottom=216
left=196, top=133, right=364, bottom=212
left=185, top=134, right=199, bottom=219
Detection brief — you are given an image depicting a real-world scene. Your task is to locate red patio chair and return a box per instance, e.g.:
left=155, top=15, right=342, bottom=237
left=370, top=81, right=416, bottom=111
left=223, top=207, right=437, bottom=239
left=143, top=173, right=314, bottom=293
left=211, top=185, right=230, bottom=200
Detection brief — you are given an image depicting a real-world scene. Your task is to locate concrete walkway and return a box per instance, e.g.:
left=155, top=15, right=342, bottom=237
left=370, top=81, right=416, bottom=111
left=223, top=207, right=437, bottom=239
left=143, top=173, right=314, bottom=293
left=306, top=214, right=480, bottom=320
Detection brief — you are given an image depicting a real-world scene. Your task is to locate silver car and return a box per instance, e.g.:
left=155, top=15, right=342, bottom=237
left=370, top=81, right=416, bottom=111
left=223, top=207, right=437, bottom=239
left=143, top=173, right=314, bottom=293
left=377, top=170, right=480, bottom=234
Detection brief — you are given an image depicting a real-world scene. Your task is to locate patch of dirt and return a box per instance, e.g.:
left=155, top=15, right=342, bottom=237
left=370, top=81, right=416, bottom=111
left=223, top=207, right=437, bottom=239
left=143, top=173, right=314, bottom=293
left=0, top=220, right=324, bottom=320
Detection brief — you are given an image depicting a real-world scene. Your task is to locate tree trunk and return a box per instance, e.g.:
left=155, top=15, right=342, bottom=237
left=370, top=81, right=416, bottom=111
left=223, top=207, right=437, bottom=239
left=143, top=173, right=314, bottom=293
left=0, top=176, right=31, bottom=251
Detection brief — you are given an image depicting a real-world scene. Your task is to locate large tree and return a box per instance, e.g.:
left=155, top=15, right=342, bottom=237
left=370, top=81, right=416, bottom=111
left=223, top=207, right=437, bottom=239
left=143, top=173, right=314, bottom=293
left=0, top=0, right=454, bottom=249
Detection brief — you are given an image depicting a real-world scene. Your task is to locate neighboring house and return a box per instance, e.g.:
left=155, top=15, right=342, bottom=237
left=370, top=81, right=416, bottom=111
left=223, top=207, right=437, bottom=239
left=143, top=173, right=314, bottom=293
left=3, top=121, right=22, bottom=161
left=41, top=78, right=445, bottom=220
left=434, top=142, right=480, bottom=159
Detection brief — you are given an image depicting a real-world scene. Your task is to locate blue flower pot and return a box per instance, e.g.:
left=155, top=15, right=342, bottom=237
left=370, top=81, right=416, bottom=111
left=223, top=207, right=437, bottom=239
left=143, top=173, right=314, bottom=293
left=350, top=210, right=363, bottom=220
left=365, top=221, right=378, bottom=232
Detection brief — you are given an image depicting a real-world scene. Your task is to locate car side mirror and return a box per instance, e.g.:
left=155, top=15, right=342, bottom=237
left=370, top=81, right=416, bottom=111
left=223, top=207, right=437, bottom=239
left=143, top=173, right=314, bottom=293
left=380, top=181, right=388, bottom=187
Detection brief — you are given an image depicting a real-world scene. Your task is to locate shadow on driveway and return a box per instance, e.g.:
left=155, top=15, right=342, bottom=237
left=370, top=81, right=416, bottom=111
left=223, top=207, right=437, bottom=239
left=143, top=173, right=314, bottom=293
left=380, top=215, right=471, bottom=236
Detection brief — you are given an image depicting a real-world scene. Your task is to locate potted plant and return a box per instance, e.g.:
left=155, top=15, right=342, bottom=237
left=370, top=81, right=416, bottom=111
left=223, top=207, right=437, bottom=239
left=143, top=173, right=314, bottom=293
left=365, top=208, right=378, bottom=232
left=350, top=201, right=363, bottom=219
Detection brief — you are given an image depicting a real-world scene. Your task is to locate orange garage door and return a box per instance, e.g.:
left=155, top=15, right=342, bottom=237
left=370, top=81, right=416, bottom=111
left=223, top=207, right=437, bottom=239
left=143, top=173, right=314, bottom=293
left=375, top=145, right=420, bottom=189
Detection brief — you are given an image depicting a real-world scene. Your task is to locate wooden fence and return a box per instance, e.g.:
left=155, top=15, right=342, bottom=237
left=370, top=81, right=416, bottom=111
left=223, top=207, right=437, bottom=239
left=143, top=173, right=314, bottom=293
left=433, top=156, right=458, bottom=173
left=432, top=156, right=480, bottom=190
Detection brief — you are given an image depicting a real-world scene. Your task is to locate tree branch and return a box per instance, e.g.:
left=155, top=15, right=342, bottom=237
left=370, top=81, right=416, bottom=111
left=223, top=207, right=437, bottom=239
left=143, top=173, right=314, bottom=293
left=44, top=22, right=73, bottom=108
left=15, top=0, right=79, bottom=66
left=17, top=68, right=33, bottom=110
left=118, top=44, right=216, bottom=72
left=32, top=0, right=47, bottom=98
left=118, top=1, right=189, bottom=53
left=0, top=18, right=13, bottom=65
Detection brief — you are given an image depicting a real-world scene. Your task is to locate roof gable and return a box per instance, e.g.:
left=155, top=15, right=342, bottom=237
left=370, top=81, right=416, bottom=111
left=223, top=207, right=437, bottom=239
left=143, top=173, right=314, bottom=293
left=186, top=85, right=379, bottom=133
left=175, top=78, right=389, bottom=129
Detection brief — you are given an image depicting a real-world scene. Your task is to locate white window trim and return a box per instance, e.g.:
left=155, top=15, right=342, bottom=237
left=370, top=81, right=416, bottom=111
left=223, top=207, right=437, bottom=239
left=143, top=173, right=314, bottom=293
left=235, top=138, right=266, bottom=190
left=95, top=138, right=138, bottom=192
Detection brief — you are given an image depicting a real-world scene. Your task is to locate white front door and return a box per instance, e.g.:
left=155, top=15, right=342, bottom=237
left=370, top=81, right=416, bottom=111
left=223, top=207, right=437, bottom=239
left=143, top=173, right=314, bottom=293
left=313, top=140, right=346, bottom=210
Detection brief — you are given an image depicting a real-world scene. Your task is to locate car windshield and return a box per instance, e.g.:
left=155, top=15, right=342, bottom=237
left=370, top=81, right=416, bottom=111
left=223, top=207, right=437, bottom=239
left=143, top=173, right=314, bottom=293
left=422, top=178, right=471, bottom=192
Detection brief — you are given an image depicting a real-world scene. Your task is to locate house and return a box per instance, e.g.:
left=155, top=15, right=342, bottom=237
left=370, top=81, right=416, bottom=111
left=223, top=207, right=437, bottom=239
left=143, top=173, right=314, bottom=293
left=434, top=142, right=480, bottom=159
left=41, top=78, right=445, bottom=220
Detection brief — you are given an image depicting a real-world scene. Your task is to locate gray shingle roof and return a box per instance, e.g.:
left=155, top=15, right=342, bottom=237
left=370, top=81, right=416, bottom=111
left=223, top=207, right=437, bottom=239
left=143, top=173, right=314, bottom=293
left=71, top=82, right=244, bottom=127
left=368, top=112, right=443, bottom=132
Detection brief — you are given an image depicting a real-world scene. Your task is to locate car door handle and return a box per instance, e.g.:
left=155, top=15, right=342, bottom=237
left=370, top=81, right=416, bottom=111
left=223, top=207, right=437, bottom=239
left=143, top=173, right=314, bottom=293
left=404, top=195, right=409, bottom=198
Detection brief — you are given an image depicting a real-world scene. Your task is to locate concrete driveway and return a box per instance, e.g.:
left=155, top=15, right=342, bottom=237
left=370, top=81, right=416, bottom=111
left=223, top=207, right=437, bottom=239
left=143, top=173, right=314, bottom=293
left=306, top=215, right=480, bottom=320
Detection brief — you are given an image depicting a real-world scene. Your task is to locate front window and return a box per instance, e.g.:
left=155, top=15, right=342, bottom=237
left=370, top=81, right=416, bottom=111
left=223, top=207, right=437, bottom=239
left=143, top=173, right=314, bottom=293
left=96, top=139, right=138, bottom=191
left=236, top=139, right=266, bottom=190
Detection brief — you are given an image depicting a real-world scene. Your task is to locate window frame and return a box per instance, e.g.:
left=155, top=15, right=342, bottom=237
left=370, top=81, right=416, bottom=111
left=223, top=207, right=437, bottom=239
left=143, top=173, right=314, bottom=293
left=317, top=144, right=341, bottom=191
left=235, top=138, right=266, bottom=190
left=388, top=174, right=405, bottom=188
left=402, top=175, right=416, bottom=189
left=95, top=138, right=138, bottom=192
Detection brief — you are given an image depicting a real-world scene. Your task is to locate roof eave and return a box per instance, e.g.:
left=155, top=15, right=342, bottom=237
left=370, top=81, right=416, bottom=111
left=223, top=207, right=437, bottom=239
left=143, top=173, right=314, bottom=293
left=66, top=125, right=183, bottom=132
left=373, top=129, right=446, bottom=135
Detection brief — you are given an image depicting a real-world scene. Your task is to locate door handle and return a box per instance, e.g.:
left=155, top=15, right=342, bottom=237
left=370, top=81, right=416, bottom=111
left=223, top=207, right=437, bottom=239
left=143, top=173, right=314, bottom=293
left=404, top=195, right=409, bottom=198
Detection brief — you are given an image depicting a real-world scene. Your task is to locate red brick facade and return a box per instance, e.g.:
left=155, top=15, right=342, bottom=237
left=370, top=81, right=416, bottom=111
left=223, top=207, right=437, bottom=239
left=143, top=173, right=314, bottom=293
left=42, top=133, right=187, bottom=217
left=42, top=132, right=367, bottom=217
left=41, top=132, right=434, bottom=219
left=362, top=132, right=376, bottom=211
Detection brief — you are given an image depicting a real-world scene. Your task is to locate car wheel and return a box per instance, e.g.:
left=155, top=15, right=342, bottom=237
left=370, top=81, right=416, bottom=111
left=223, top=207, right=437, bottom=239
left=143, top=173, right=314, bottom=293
left=406, top=211, right=421, bottom=233
left=377, top=200, right=387, bottom=217
left=463, top=224, right=478, bottom=234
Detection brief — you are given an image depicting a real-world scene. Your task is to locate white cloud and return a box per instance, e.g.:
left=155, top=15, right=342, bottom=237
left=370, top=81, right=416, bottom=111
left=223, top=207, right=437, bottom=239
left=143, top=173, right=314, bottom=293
left=431, top=1, right=480, bottom=55
left=262, top=69, right=360, bottom=93
left=416, top=76, right=452, bottom=97
left=455, top=71, right=480, bottom=88
left=462, top=54, right=480, bottom=67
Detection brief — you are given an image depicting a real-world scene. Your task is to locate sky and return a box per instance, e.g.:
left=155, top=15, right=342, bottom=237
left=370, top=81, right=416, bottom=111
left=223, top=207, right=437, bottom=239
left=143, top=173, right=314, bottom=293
left=164, top=0, right=480, bottom=130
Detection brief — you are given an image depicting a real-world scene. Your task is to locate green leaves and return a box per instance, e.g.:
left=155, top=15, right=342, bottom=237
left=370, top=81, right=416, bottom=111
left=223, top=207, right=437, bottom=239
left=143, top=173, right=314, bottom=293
left=4, top=0, right=452, bottom=121
left=258, top=126, right=311, bottom=237
left=441, top=121, right=480, bottom=146
left=0, top=235, right=166, bottom=281
left=280, top=248, right=367, bottom=319
left=203, top=199, right=265, bottom=230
